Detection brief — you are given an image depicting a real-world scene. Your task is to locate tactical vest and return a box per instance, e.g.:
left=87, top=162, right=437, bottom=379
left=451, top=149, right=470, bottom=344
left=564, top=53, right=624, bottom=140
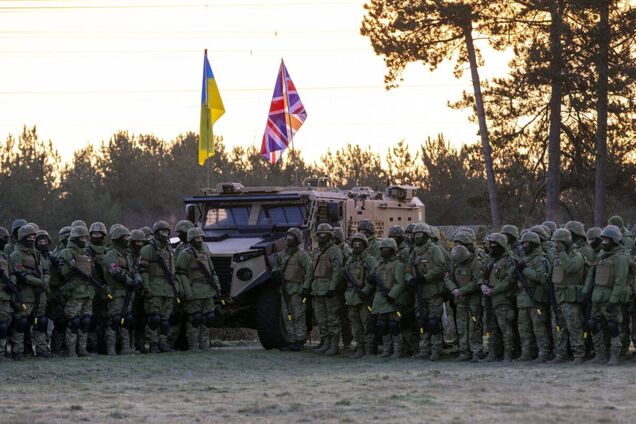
left=412, top=252, right=429, bottom=276
left=347, top=258, right=367, bottom=286
left=313, top=249, right=332, bottom=279
left=105, top=251, right=132, bottom=286
left=283, top=251, right=304, bottom=284
left=454, top=265, right=471, bottom=288
left=186, top=249, right=210, bottom=281
left=149, top=244, right=175, bottom=278
left=594, top=258, right=615, bottom=288
left=20, top=251, right=40, bottom=276
left=552, top=254, right=584, bottom=287
left=72, top=251, right=93, bottom=276
left=489, top=258, right=507, bottom=287
left=376, top=260, right=397, bottom=290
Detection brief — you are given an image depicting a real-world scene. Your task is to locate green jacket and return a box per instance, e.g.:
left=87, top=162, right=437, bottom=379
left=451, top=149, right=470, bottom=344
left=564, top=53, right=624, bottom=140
left=542, top=241, right=556, bottom=267
left=371, top=255, right=406, bottom=314
left=139, top=240, right=177, bottom=298
left=408, top=240, right=446, bottom=299
left=517, top=248, right=549, bottom=308
left=9, top=244, right=50, bottom=304
left=445, top=254, right=483, bottom=307
left=483, top=253, right=516, bottom=307
left=176, top=245, right=218, bottom=301
left=342, top=252, right=375, bottom=306
left=59, top=241, right=96, bottom=300
left=552, top=248, right=585, bottom=304
left=276, top=247, right=312, bottom=296
left=103, top=245, right=140, bottom=299
left=305, top=242, right=343, bottom=296
left=583, top=245, right=630, bottom=304
left=0, top=251, right=12, bottom=302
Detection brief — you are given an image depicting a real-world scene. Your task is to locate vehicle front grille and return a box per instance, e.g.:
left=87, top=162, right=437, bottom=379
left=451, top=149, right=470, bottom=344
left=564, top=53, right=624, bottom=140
left=211, top=256, right=233, bottom=296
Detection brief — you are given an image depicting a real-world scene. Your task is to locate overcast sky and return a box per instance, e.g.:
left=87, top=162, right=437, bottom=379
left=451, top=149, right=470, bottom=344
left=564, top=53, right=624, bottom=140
left=0, top=0, right=512, bottom=162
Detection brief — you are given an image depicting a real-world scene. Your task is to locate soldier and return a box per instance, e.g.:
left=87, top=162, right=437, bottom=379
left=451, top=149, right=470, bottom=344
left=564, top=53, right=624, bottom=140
left=4, top=219, right=27, bottom=256
left=501, top=225, right=522, bottom=259
left=102, top=226, right=140, bottom=355
left=389, top=225, right=417, bottom=356
left=139, top=221, right=178, bottom=353
left=480, top=233, right=517, bottom=362
left=47, top=227, right=70, bottom=354
left=388, top=225, right=409, bottom=264
left=531, top=225, right=556, bottom=266
left=566, top=221, right=592, bottom=264
left=333, top=227, right=352, bottom=259
left=342, top=232, right=375, bottom=358
left=446, top=245, right=484, bottom=362
left=608, top=215, right=634, bottom=252
left=586, top=227, right=603, bottom=257
left=409, top=223, right=446, bottom=361
left=129, top=229, right=147, bottom=353
left=71, top=220, right=87, bottom=229
left=405, top=223, right=416, bottom=249
left=174, top=220, right=194, bottom=257
left=542, top=221, right=558, bottom=237
left=175, top=227, right=218, bottom=352
left=583, top=226, right=630, bottom=365
left=357, top=220, right=380, bottom=260
left=9, top=224, right=50, bottom=360
left=167, top=221, right=194, bottom=350
left=516, top=231, right=550, bottom=363
left=276, top=228, right=311, bottom=351
left=333, top=226, right=352, bottom=351
left=301, top=223, right=342, bottom=355
left=0, top=227, right=13, bottom=360
left=549, top=229, right=585, bottom=364
left=140, top=226, right=154, bottom=242
left=369, top=238, right=407, bottom=358
left=87, top=221, right=108, bottom=353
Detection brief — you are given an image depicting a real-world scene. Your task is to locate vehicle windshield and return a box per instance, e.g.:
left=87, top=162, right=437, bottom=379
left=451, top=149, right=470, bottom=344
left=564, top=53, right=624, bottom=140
left=204, top=203, right=305, bottom=227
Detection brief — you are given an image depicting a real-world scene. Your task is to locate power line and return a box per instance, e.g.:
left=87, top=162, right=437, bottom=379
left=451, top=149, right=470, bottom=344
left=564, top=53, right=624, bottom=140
left=0, top=1, right=361, bottom=10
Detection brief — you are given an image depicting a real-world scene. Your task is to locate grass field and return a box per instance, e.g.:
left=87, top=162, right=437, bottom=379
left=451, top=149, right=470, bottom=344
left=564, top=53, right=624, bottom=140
left=1, top=345, right=635, bottom=423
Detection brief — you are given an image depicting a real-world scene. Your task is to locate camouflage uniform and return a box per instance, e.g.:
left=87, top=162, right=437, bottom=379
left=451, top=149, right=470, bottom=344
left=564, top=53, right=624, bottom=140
left=333, top=227, right=352, bottom=350
left=86, top=222, right=108, bottom=353
left=3, top=219, right=27, bottom=257
left=129, top=229, right=147, bottom=353
left=0, top=230, right=14, bottom=359
left=48, top=227, right=71, bottom=354
left=389, top=226, right=416, bottom=356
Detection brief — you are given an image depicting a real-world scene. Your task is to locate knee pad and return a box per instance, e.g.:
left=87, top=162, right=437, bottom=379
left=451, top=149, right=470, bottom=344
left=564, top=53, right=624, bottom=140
left=124, top=313, right=135, bottom=331
left=587, top=318, right=600, bottom=335
left=36, top=315, right=49, bottom=332
left=147, top=313, right=161, bottom=330
left=389, top=319, right=401, bottom=336
left=159, top=319, right=170, bottom=336
left=14, top=316, right=29, bottom=333
left=168, top=310, right=181, bottom=326
left=607, top=320, right=621, bottom=338
left=0, top=320, right=9, bottom=338
left=427, top=318, right=442, bottom=335
left=110, top=314, right=122, bottom=331
left=69, top=316, right=81, bottom=334
left=190, top=312, right=203, bottom=327
left=377, top=317, right=389, bottom=335
left=204, top=311, right=215, bottom=328
left=80, top=315, right=92, bottom=333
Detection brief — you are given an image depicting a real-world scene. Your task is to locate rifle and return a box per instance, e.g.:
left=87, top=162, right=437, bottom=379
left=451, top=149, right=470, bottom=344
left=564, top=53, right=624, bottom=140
left=58, top=256, right=113, bottom=300
left=543, top=258, right=562, bottom=333
left=119, top=260, right=140, bottom=327
left=482, top=262, right=495, bottom=336
left=195, top=253, right=225, bottom=306
left=368, top=272, right=401, bottom=318
left=273, top=252, right=293, bottom=321
left=582, top=264, right=596, bottom=340
left=511, top=258, right=543, bottom=317
left=411, top=261, right=427, bottom=335
left=151, top=241, right=180, bottom=304
left=0, top=267, right=26, bottom=311
left=30, top=253, right=44, bottom=326
left=334, top=256, right=371, bottom=312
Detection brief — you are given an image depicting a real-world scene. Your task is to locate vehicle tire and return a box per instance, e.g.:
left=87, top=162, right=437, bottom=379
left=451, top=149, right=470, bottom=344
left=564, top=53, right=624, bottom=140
left=256, top=284, right=289, bottom=350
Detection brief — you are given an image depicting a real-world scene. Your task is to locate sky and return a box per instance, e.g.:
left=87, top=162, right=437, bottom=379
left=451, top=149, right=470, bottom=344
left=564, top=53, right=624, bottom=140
left=0, top=0, right=512, bottom=163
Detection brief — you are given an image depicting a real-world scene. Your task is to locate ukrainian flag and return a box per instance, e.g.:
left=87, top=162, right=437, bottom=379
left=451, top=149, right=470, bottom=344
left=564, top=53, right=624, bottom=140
left=199, top=49, right=225, bottom=166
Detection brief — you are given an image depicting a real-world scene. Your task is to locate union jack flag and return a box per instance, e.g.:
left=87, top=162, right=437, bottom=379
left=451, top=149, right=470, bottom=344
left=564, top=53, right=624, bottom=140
left=260, top=60, right=307, bottom=164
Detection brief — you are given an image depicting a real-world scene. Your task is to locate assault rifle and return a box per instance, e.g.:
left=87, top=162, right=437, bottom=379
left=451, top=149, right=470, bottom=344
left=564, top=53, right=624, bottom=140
left=582, top=264, right=596, bottom=340
left=58, top=256, right=113, bottom=300
left=335, top=257, right=371, bottom=312
left=410, top=262, right=427, bottom=335
left=120, top=264, right=141, bottom=327
left=511, top=258, right=543, bottom=317
left=543, top=258, right=562, bottom=333
left=151, top=241, right=180, bottom=304
left=482, top=262, right=495, bottom=336
left=368, top=272, right=401, bottom=318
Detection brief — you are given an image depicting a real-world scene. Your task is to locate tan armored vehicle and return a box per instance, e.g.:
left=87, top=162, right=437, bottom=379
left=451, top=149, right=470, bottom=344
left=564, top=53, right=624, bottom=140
left=183, top=177, right=424, bottom=349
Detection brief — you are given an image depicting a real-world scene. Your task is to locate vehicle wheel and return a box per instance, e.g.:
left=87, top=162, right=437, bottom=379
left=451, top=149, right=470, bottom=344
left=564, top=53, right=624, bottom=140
left=256, top=284, right=289, bottom=350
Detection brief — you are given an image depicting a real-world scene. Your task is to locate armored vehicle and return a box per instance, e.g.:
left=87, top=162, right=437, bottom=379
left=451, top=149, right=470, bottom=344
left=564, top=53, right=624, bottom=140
left=183, top=178, right=424, bottom=349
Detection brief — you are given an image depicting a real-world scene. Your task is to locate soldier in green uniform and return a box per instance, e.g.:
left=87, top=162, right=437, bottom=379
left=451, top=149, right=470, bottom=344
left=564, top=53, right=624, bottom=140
left=369, top=238, right=407, bottom=359
left=167, top=221, right=195, bottom=350
left=4, top=219, right=27, bottom=256
left=0, top=227, right=14, bottom=361
left=480, top=233, right=517, bottom=362
left=9, top=224, right=50, bottom=360
left=71, top=220, right=87, bottom=229
left=333, top=226, right=352, bottom=351
left=446, top=244, right=484, bottom=362
left=388, top=226, right=410, bottom=264
left=48, top=226, right=71, bottom=354
left=409, top=223, right=446, bottom=361
left=174, top=220, right=194, bottom=257
left=86, top=221, right=109, bottom=353
left=531, top=225, right=556, bottom=267
left=357, top=220, right=380, bottom=260
left=405, top=223, right=416, bottom=249
left=515, top=231, right=550, bottom=362
left=342, top=232, right=375, bottom=359
left=583, top=226, right=630, bottom=365
left=501, top=225, right=522, bottom=259
left=586, top=227, right=603, bottom=256
left=549, top=229, right=586, bottom=364
left=138, top=221, right=178, bottom=353
left=102, top=226, right=140, bottom=355
left=608, top=215, right=634, bottom=252
left=175, top=227, right=219, bottom=352
left=276, top=228, right=311, bottom=351
left=140, top=226, right=154, bottom=242
left=542, top=221, right=558, bottom=237
left=302, top=223, right=342, bottom=355
left=129, top=229, right=147, bottom=353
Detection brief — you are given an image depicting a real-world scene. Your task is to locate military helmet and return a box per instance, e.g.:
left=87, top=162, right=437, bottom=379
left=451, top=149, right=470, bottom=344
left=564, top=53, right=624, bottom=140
left=450, top=245, right=471, bottom=264
left=58, top=226, right=72, bottom=241
left=551, top=228, right=572, bottom=244
left=453, top=230, right=475, bottom=245
left=530, top=225, right=549, bottom=242
left=0, top=226, right=9, bottom=239
left=388, top=225, right=405, bottom=239
left=130, top=229, right=146, bottom=242
left=286, top=227, right=303, bottom=243
left=429, top=225, right=441, bottom=241
left=350, top=232, right=368, bottom=247
left=333, top=227, right=345, bottom=242
left=109, top=223, right=124, bottom=235
left=71, top=219, right=87, bottom=229
left=586, top=227, right=602, bottom=241
left=608, top=215, right=624, bottom=229
left=413, top=223, right=429, bottom=235
left=187, top=227, right=205, bottom=242
left=521, top=231, right=541, bottom=245
left=601, top=225, right=623, bottom=244
left=405, top=223, right=416, bottom=234
left=10, top=219, right=27, bottom=234
left=565, top=221, right=586, bottom=238
left=153, top=220, right=171, bottom=233
left=27, top=222, right=40, bottom=232
left=316, top=223, right=334, bottom=235
left=140, top=226, right=153, bottom=237
left=110, top=225, right=130, bottom=240
left=501, top=224, right=520, bottom=239
left=36, top=230, right=51, bottom=243
left=89, top=222, right=107, bottom=235
left=175, top=220, right=194, bottom=234
left=542, top=221, right=558, bottom=235
left=487, top=233, right=508, bottom=249
left=380, top=237, right=398, bottom=252
left=17, top=224, right=37, bottom=241
left=357, top=219, right=375, bottom=234
left=70, top=225, right=89, bottom=239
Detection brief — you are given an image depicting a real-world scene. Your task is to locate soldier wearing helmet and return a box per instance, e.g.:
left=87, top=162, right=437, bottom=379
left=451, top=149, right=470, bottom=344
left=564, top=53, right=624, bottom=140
left=445, top=244, right=484, bottom=362
left=302, top=223, right=343, bottom=355
left=405, top=223, right=416, bottom=248
left=608, top=215, right=634, bottom=252
left=341, top=232, right=376, bottom=359
left=389, top=225, right=417, bottom=357
left=139, top=226, right=153, bottom=242
left=515, top=231, right=550, bottom=363
left=174, top=220, right=195, bottom=256
left=333, top=227, right=354, bottom=352
left=542, top=221, right=558, bottom=237
left=583, top=225, right=630, bottom=365
left=357, top=219, right=380, bottom=260
left=138, top=220, right=178, bottom=354
left=333, top=227, right=352, bottom=260
left=388, top=225, right=409, bottom=264
left=408, top=223, right=447, bottom=361
left=0, top=227, right=12, bottom=361
left=86, top=222, right=109, bottom=354
left=501, top=225, right=521, bottom=259
left=8, top=224, right=51, bottom=360
left=129, top=229, right=147, bottom=353
left=369, top=237, right=407, bottom=359
left=4, top=219, right=27, bottom=256
left=274, top=227, right=311, bottom=351
left=47, top=227, right=71, bottom=355
left=480, top=233, right=516, bottom=362
left=174, top=227, right=219, bottom=352
left=530, top=225, right=556, bottom=266
left=547, top=229, right=586, bottom=364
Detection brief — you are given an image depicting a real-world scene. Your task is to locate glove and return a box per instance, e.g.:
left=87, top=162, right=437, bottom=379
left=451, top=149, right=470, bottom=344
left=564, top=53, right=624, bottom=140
left=301, top=288, right=312, bottom=298
left=325, top=289, right=336, bottom=298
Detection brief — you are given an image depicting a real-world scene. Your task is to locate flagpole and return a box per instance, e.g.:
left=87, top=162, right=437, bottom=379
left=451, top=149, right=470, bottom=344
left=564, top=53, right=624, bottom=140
left=281, top=58, right=299, bottom=186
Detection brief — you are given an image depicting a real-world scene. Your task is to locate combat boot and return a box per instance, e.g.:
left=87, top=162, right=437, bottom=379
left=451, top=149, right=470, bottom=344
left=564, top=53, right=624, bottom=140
left=549, top=356, right=568, bottom=365
left=608, top=350, right=620, bottom=366
left=149, top=342, right=161, bottom=354
left=325, top=335, right=340, bottom=356
left=455, top=353, right=471, bottom=362
left=589, top=354, right=607, bottom=364
left=315, top=337, right=331, bottom=354
left=105, top=332, right=117, bottom=356
left=313, top=337, right=327, bottom=352
left=502, top=349, right=513, bottom=363
left=391, top=336, right=401, bottom=359
left=533, top=352, right=548, bottom=364
left=430, top=351, right=441, bottom=361
left=349, top=346, right=365, bottom=359
left=159, top=341, right=174, bottom=353
left=413, top=350, right=429, bottom=359
left=481, top=349, right=497, bottom=362
left=571, top=357, right=584, bottom=365
left=380, top=335, right=393, bottom=358
left=515, top=351, right=532, bottom=362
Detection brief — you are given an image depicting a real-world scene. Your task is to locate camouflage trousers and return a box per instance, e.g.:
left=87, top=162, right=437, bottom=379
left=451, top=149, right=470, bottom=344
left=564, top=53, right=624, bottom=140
left=312, top=295, right=341, bottom=339
left=47, top=299, right=66, bottom=354
left=488, top=304, right=516, bottom=355
left=0, top=300, right=12, bottom=356
left=518, top=305, right=549, bottom=356
left=400, top=309, right=420, bottom=357
left=13, top=296, right=49, bottom=355
left=417, top=295, right=444, bottom=356
left=553, top=302, right=585, bottom=359
left=64, top=297, right=93, bottom=354
left=104, top=296, right=134, bottom=354
left=347, top=303, right=370, bottom=350
left=144, top=296, right=173, bottom=345
left=184, top=298, right=214, bottom=350
left=167, top=299, right=182, bottom=349
left=591, top=302, right=622, bottom=358
left=282, top=293, right=307, bottom=343
left=340, top=297, right=352, bottom=347
left=456, top=302, right=484, bottom=357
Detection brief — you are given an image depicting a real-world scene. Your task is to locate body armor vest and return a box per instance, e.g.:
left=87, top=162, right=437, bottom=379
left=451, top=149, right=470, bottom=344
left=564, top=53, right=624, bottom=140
left=283, top=251, right=304, bottom=283
left=454, top=265, right=471, bottom=287
left=313, top=249, right=332, bottom=279
left=149, top=244, right=174, bottom=277
left=187, top=249, right=210, bottom=281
